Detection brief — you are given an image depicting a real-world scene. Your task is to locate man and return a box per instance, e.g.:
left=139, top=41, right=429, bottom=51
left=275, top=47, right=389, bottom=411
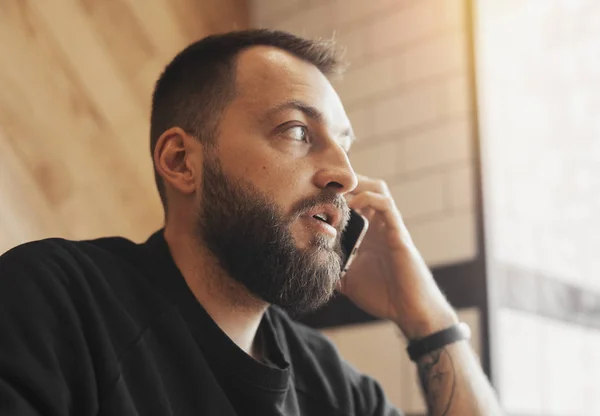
left=0, top=30, right=502, bottom=415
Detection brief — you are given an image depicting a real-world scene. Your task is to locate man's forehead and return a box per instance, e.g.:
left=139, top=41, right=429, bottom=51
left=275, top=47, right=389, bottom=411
left=235, top=46, right=322, bottom=90
left=233, top=46, right=347, bottom=122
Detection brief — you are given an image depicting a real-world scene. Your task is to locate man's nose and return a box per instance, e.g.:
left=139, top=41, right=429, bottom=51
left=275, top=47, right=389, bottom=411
left=312, top=142, right=358, bottom=194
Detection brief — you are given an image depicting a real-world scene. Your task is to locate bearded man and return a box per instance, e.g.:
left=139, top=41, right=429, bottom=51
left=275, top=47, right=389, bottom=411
left=0, top=30, right=502, bottom=416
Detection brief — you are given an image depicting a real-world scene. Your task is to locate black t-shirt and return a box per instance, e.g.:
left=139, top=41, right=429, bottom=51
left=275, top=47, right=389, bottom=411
left=0, top=230, right=402, bottom=415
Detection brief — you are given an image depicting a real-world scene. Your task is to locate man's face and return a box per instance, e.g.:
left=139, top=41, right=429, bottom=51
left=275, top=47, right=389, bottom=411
left=195, top=46, right=358, bottom=315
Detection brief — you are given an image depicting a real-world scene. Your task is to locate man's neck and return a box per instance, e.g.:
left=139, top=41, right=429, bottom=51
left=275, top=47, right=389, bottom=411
left=164, top=225, right=268, bottom=359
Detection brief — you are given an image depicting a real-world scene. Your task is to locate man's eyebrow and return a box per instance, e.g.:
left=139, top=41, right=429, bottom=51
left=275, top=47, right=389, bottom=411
left=263, top=99, right=324, bottom=122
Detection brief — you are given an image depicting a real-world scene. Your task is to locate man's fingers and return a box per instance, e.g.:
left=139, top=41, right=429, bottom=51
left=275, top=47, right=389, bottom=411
left=346, top=174, right=405, bottom=231
left=350, top=175, right=392, bottom=197
left=348, top=191, right=403, bottom=231
left=353, top=206, right=376, bottom=223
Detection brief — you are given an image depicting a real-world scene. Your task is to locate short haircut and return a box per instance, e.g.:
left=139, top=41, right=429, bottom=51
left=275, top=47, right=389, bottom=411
left=150, top=29, right=345, bottom=212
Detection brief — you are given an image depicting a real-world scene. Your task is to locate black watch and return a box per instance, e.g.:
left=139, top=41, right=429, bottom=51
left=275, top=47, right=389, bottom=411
left=406, top=322, right=471, bottom=362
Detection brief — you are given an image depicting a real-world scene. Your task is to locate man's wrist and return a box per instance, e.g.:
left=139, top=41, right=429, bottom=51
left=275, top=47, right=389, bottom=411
left=388, top=245, right=460, bottom=339
left=395, top=308, right=459, bottom=341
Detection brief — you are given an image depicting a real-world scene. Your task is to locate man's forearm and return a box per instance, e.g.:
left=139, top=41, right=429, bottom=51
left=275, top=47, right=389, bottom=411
left=416, top=340, right=503, bottom=416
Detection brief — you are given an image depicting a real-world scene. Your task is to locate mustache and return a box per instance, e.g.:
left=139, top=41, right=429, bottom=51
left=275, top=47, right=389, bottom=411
left=290, top=191, right=351, bottom=231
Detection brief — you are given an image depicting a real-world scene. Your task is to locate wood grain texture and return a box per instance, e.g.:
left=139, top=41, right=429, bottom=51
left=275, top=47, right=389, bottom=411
left=0, top=0, right=249, bottom=253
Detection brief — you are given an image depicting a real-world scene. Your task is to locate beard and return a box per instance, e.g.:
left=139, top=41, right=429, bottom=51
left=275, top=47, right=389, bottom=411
left=195, top=153, right=350, bottom=316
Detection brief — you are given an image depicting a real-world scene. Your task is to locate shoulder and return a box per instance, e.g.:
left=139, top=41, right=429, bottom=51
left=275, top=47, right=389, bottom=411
left=0, top=239, right=104, bottom=360
left=0, top=236, right=138, bottom=293
left=1, top=232, right=169, bottom=306
left=0, top=238, right=83, bottom=297
left=0, top=235, right=139, bottom=271
left=0, top=237, right=142, bottom=413
left=1, top=237, right=75, bottom=267
left=0, top=235, right=164, bottom=367
left=0, top=235, right=156, bottom=322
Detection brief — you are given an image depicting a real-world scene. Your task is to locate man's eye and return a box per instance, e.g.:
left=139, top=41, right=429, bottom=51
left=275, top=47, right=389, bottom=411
left=285, top=126, right=308, bottom=142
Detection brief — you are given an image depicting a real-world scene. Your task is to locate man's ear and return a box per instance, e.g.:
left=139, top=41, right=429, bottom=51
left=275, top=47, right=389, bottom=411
left=153, top=127, right=203, bottom=196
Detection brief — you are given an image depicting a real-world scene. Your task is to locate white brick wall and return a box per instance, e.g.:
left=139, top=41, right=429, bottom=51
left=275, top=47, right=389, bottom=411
left=440, top=73, right=472, bottom=117
left=447, top=164, right=475, bottom=210
left=400, top=31, right=469, bottom=84
left=390, top=172, right=446, bottom=220
left=364, top=0, right=439, bottom=55
left=349, top=140, right=400, bottom=179
left=402, top=118, right=473, bottom=173
left=334, top=55, right=399, bottom=105
left=408, top=210, right=477, bottom=267
left=370, top=82, right=442, bottom=137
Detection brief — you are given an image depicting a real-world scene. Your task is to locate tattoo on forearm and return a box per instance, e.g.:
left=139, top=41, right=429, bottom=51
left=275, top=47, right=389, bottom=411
left=417, top=348, right=456, bottom=416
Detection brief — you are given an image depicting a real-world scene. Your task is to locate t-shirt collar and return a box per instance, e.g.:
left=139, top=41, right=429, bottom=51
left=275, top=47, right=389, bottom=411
left=143, top=229, right=290, bottom=391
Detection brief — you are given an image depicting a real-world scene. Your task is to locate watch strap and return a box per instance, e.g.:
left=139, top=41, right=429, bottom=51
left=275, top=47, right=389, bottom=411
left=406, top=322, right=471, bottom=362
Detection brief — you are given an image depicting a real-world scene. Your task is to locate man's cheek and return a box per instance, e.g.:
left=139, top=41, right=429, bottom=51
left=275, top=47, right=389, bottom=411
left=288, top=220, right=312, bottom=250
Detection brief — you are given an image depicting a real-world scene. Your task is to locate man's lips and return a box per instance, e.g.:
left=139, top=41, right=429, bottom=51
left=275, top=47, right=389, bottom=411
left=302, top=215, right=338, bottom=238
left=304, top=204, right=343, bottom=230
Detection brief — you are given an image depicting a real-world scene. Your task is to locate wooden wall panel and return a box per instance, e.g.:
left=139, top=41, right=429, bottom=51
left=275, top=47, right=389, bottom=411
left=0, top=128, right=68, bottom=249
left=0, top=0, right=249, bottom=253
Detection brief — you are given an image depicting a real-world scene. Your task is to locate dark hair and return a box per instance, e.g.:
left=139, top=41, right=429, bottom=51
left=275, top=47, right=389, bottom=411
left=150, top=29, right=345, bottom=212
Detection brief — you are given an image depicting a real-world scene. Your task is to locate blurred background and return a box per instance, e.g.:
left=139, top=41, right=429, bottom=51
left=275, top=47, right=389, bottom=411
left=1, top=0, right=598, bottom=414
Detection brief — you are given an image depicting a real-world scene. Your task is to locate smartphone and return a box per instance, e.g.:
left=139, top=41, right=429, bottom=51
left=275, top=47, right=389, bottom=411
left=340, top=209, right=369, bottom=277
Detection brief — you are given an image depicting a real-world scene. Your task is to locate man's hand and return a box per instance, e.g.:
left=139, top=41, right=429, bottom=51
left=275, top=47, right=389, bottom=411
left=339, top=174, right=458, bottom=340
left=339, top=174, right=504, bottom=416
